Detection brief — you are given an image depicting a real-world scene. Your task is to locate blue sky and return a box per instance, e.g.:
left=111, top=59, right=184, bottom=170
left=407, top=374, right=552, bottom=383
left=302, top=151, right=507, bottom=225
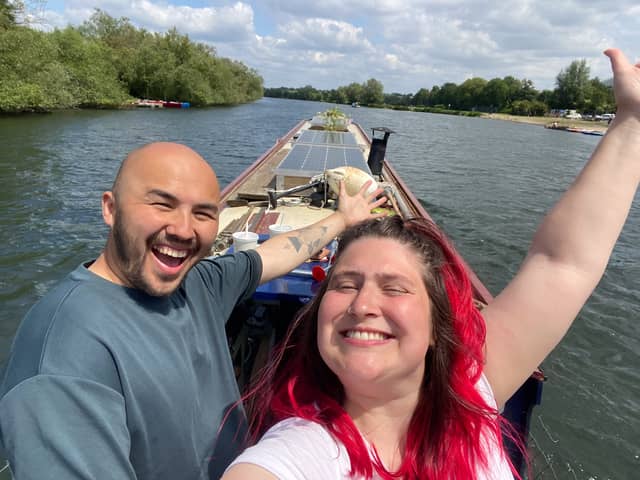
left=31, top=1, right=639, bottom=93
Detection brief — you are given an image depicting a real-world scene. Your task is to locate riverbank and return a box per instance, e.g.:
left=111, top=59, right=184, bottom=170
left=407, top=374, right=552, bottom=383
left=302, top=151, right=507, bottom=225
left=481, top=113, right=609, bottom=132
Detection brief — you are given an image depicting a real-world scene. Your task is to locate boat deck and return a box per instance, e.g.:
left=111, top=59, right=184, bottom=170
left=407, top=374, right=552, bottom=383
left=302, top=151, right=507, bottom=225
left=214, top=121, right=374, bottom=255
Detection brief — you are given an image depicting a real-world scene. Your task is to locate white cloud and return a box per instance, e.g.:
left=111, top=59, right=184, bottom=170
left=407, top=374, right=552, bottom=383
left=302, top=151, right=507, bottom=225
left=50, top=1, right=255, bottom=41
left=277, top=18, right=373, bottom=54
left=36, top=0, right=637, bottom=93
left=131, top=0, right=254, bottom=41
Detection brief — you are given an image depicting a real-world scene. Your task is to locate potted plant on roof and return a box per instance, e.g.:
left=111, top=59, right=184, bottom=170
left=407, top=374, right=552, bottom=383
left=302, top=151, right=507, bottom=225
left=310, top=107, right=350, bottom=131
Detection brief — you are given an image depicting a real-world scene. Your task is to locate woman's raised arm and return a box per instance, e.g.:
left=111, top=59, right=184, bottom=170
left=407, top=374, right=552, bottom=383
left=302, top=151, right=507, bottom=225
left=483, top=48, right=640, bottom=407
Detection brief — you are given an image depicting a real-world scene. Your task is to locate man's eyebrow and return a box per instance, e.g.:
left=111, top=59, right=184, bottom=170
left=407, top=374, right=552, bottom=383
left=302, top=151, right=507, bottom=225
left=147, top=189, right=219, bottom=213
left=147, top=189, right=178, bottom=202
left=196, top=202, right=219, bottom=215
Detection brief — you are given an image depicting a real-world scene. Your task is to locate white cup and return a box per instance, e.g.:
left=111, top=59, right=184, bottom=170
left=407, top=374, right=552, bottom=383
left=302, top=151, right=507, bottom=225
left=232, top=231, right=259, bottom=251
left=268, top=224, right=293, bottom=237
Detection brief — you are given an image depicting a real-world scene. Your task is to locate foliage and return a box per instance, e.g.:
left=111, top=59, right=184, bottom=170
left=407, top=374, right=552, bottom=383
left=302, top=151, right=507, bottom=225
left=318, top=107, right=348, bottom=131
left=555, top=59, right=590, bottom=109
left=361, top=78, right=384, bottom=105
left=0, top=9, right=263, bottom=112
left=0, top=27, right=73, bottom=111
left=0, top=0, right=16, bottom=29
left=510, top=99, right=548, bottom=116
left=264, top=77, right=385, bottom=108
left=265, top=57, right=615, bottom=118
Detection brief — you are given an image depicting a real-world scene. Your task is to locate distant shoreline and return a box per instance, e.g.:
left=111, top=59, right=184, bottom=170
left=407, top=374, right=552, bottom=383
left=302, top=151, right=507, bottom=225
left=480, top=113, right=608, bottom=132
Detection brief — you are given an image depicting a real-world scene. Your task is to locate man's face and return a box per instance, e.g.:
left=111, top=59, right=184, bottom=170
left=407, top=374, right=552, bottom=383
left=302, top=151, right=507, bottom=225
left=102, top=144, right=221, bottom=296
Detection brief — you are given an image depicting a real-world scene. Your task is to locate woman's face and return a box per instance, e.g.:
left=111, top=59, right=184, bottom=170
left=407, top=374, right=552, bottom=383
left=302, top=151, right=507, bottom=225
left=317, top=237, right=433, bottom=397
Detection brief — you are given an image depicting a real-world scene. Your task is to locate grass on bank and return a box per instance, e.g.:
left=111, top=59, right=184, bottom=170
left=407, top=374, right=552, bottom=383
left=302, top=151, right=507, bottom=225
left=480, top=113, right=609, bottom=131
left=364, top=103, right=609, bottom=132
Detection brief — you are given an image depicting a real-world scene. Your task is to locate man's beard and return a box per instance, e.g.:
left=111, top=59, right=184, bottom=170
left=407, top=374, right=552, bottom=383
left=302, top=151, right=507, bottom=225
left=112, top=211, right=168, bottom=297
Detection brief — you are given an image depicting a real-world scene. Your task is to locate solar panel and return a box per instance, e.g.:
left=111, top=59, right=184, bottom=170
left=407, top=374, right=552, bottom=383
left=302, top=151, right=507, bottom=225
left=274, top=144, right=372, bottom=178
left=296, top=130, right=359, bottom=147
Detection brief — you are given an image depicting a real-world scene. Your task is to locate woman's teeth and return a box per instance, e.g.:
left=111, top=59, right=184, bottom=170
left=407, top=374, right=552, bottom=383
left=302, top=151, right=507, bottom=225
left=345, top=330, right=389, bottom=341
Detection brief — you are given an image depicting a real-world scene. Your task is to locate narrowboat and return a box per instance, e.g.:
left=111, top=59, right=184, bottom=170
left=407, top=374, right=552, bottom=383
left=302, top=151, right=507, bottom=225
left=212, top=110, right=544, bottom=474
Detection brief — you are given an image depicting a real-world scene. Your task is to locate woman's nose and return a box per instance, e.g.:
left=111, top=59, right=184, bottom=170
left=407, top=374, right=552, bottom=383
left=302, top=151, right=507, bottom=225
left=347, top=285, right=381, bottom=318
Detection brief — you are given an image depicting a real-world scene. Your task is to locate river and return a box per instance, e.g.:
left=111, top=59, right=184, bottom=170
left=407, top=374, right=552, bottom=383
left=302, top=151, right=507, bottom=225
left=0, top=98, right=638, bottom=478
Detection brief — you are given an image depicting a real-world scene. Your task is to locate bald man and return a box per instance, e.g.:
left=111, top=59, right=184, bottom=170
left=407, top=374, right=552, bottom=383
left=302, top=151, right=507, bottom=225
left=0, top=143, right=385, bottom=480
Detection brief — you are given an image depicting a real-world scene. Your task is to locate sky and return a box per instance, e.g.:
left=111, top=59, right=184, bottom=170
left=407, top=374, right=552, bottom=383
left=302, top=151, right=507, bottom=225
left=30, top=0, right=639, bottom=94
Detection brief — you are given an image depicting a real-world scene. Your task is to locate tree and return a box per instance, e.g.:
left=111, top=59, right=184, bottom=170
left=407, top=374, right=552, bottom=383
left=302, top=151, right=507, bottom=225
left=328, top=88, right=347, bottom=104
left=432, top=82, right=459, bottom=109
left=482, top=78, right=509, bottom=111
left=344, top=82, right=363, bottom=104
left=555, top=59, right=590, bottom=109
left=0, top=1, right=45, bottom=27
left=384, top=92, right=411, bottom=106
left=518, top=79, right=537, bottom=101
left=0, top=27, right=78, bottom=111
left=579, top=77, right=614, bottom=114
left=362, top=78, right=384, bottom=105
left=510, top=99, right=547, bottom=116
left=412, top=88, right=430, bottom=106
left=501, top=76, right=523, bottom=108
left=0, top=0, right=16, bottom=28
left=458, top=77, right=487, bottom=110
left=52, top=27, right=130, bottom=107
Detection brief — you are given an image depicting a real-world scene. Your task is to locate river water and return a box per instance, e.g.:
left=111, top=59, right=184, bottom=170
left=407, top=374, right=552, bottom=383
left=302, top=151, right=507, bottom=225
left=0, top=98, right=638, bottom=478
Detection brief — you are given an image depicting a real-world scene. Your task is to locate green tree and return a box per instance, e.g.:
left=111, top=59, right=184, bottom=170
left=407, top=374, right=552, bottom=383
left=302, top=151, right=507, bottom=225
left=432, top=82, right=459, bottom=109
left=78, top=9, right=145, bottom=86
left=510, top=99, right=547, bottom=116
left=518, top=79, right=538, bottom=101
left=0, top=0, right=16, bottom=28
left=482, top=78, right=509, bottom=111
left=583, top=77, right=615, bottom=114
left=555, top=59, right=590, bottom=109
left=458, top=77, right=487, bottom=110
left=52, top=27, right=130, bottom=107
left=362, top=78, right=384, bottom=105
left=344, top=82, right=363, bottom=104
left=0, top=27, right=77, bottom=111
left=412, top=88, right=430, bottom=106
left=501, top=76, right=523, bottom=108
left=384, top=92, right=411, bottom=106
left=326, top=88, right=346, bottom=104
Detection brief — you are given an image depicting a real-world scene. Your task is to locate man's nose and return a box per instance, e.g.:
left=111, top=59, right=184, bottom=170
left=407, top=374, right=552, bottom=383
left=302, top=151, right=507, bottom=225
left=166, top=209, right=195, bottom=240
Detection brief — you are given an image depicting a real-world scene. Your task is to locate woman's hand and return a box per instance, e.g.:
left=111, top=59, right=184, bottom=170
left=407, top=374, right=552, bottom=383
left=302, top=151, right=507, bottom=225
left=605, top=48, right=640, bottom=125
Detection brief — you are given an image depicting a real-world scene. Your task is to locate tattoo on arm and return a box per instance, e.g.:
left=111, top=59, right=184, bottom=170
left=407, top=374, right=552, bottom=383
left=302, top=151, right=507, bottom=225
left=289, top=237, right=303, bottom=252
left=287, top=226, right=330, bottom=255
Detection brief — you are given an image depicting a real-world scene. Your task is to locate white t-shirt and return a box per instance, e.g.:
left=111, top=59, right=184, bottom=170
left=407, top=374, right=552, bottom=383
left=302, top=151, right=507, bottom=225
left=227, top=375, right=513, bottom=479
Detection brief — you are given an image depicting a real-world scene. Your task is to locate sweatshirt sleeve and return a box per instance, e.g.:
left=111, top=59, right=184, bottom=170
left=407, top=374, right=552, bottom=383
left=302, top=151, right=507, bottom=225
left=0, top=375, right=136, bottom=480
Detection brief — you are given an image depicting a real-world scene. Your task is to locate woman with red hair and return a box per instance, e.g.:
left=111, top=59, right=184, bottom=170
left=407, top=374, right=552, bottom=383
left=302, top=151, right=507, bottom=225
left=222, top=48, right=640, bottom=479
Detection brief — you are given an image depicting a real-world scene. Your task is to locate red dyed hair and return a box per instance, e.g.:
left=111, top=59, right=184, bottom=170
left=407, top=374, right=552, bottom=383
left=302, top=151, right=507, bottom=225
left=244, top=216, right=522, bottom=479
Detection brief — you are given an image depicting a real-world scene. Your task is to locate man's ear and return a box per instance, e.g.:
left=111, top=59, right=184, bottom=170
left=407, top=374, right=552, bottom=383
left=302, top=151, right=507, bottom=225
left=102, top=191, right=116, bottom=227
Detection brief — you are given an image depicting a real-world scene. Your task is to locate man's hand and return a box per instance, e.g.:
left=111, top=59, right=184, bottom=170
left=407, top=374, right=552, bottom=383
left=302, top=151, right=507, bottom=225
left=336, top=180, right=387, bottom=228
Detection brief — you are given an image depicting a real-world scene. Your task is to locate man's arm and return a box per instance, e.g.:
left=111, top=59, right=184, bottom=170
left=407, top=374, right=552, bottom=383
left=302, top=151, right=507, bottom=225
left=256, top=181, right=386, bottom=284
left=0, top=375, right=136, bottom=480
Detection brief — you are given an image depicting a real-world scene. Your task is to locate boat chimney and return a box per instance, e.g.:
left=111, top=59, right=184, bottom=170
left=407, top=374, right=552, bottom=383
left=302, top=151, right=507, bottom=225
left=367, top=127, right=394, bottom=176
